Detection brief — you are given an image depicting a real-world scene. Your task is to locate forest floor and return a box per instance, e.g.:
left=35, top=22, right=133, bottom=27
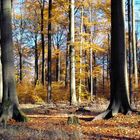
left=0, top=98, right=140, bottom=140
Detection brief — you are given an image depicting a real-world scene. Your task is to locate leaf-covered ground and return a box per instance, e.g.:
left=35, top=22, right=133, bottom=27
left=0, top=100, right=140, bottom=140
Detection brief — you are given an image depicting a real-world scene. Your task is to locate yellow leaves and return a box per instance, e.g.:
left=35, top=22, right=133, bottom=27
left=91, top=44, right=106, bottom=53
left=73, top=41, right=105, bottom=53
left=93, top=65, right=102, bottom=77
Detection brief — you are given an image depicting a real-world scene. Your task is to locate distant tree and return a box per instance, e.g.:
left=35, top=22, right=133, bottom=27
left=78, top=6, right=84, bottom=103
left=95, top=0, right=132, bottom=119
left=0, top=0, right=26, bottom=122
left=34, top=33, right=39, bottom=85
left=89, top=7, right=93, bottom=99
left=47, top=0, right=52, bottom=103
left=127, top=0, right=132, bottom=102
left=40, top=0, right=45, bottom=85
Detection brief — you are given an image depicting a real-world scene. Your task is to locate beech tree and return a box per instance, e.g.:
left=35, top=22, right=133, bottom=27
left=69, top=0, right=77, bottom=105
left=0, top=0, right=2, bottom=103
left=47, top=0, right=52, bottom=103
left=128, top=0, right=132, bottom=102
left=0, top=0, right=26, bottom=122
left=0, top=49, right=2, bottom=103
left=131, top=0, right=138, bottom=88
left=95, top=0, right=132, bottom=119
left=40, top=0, right=45, bottom=85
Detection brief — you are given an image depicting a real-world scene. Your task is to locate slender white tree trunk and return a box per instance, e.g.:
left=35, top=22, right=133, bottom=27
left=89, top=7, right=93, bottom=99
left=79, top=6, right=83, bottom=103
left=70, top=0, right=77, bottom=105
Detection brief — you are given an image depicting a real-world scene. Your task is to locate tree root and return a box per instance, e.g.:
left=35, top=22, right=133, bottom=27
left=12, top=104, right=28, bottom=122
left=94, top=108, right=139, bottom=120
left=94, top=110, right=112, bottom=120
left=0, top=103, right=27, bottom=128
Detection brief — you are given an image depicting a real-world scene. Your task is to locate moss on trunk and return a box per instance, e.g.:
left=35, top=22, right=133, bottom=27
left=0, top=101, right=27, bottom=128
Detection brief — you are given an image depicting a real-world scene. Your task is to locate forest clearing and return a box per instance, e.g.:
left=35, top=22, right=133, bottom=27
left=0, top=99, right=140, bottom=139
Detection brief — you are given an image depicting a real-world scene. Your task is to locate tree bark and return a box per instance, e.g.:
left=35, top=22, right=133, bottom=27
left=131, top=0, right=138, bottom=88
left=0, top=0, right=2, bottom=103
left=102, top=55, right=105, bottom=95
left=0, top=49, right=2, bottom=103
left=69, top=0, right=77, bottom=105
left=56, top=44, right=61, bottom=82
left=128, top=0, right=132, bottom=103
left=89, top=7, right=93, bottom=100
left=93, top=52, right=97, bottom=95
left=65, top=40, right=69, bottom=88
left=95, top=0, right=131, bottom=120
left=0, top=0, right=27, bottom=122
left=47, top=0, right=52, bottom=103
left=34, top=34, right=38, bottom=85
left=19, top=47, right=23, bottom=82
left=78, top=6, right=83, bottom=103
left=41, top=0, right=45, bottom=85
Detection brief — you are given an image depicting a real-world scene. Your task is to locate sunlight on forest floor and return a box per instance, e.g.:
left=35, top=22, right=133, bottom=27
left=0, top=101, right=140, bottom=140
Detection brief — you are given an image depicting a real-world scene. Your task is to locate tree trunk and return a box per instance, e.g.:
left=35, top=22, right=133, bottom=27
left=95, top=0, right=131, bottom=120
left=78, top=6, right=83, bottom=103
left=56, top=44, right=61, bottom=82
left=93, top=52, right=97, bottom=95
left=132, top=0, right=138, bottom=88
left=83, top=26, right=90, bottom=93
left=89, top=7, right=93, bottom=100
left=19, top=48, right=23, bottom=82
left=47, top=0, right=52, bottom=103
left=102, top=55, right=105, bottom=95
left=107, top=34, right=110, bottom=81
left=0, top=0, right=27, bottom=123
left=41, top=0, right=45, bottom=85
left=34, top=34, right=38, bottom=85
left=19, top=2, right=23, bottom=82
left=128, top=0, right=132, bottom=103
left=69, top=0, right=77, bottom=105
left=0, top=50, right=2, bottom=103
left=0, top=1, right=2, bottom=103
left=65, top=39, right=69, bottom=88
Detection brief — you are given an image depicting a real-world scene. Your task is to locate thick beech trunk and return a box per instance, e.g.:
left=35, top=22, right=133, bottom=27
left=109, top=0, right=131, bottom=114
left=0, top=0, right=27, bottom=123
left=95, top=0, right=131, bottom=120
